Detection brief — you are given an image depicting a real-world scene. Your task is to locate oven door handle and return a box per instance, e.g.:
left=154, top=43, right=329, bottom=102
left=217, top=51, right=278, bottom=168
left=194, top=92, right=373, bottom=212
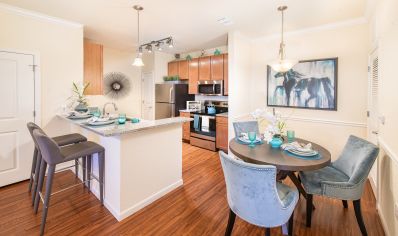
left=190, top=115, right=215, bottom=120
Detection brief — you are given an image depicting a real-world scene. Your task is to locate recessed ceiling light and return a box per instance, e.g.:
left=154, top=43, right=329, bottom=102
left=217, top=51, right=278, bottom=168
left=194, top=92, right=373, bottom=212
left=217, top=17, right=233, bottom=26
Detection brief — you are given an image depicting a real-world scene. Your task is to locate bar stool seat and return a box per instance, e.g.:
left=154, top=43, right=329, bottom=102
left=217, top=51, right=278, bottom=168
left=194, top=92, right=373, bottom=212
left=52, top=133, right=87, bottom=146
left=32, top=129, right=105, bottom=236
left=60, top=141, right=105, bottom=161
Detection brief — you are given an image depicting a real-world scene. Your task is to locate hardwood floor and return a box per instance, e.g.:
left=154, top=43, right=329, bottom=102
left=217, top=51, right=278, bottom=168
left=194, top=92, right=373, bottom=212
left=0, top=143, right=385, bottom=235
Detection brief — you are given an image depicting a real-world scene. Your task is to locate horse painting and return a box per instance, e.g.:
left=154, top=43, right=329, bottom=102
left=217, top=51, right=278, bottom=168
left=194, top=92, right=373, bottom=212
left=267, top=58, right=337, bottom=110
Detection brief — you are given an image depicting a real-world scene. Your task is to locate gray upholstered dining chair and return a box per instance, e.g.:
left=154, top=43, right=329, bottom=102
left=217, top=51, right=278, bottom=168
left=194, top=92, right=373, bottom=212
left=299, top=135, right=379, bottom=236
left=233, top=121, right=259, bottom=138
left=219, top=151, right=299, bottom=236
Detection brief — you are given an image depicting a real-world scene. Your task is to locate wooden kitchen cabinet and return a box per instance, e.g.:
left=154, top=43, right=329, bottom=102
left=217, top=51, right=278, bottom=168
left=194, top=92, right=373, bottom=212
left=180, top=111, right=191, bottom=141
left=84, top=40, right=103, bottom=95
left=168, top=61, right=179, bottom=77
left=178, top=60, right=189, bottom=80
left=223, top=54, right=228, bottom=95
left=216, top=116, right=228, bottom=151
left=188, top=58, right=199, bottom=94
left=198, top=56, right=211, bottom=81
left=211, top=55, right=224, bottom=81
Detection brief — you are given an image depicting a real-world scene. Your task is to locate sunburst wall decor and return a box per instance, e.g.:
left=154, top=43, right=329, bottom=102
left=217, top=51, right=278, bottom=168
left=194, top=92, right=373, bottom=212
left=104, top=72, right=131, bottom=99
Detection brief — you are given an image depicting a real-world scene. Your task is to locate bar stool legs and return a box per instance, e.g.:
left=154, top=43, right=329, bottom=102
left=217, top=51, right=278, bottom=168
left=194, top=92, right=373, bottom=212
left=32, top=152, right=42, bottom=206
left=34, top=159, right=47, bottom=214
left=40, top=165, right=56, bottom=236
left=28, top=148, right=38, bottom=192
left=87, top=155, right=91, bottom=191
left=99, top=151, right=105, bottom=205
left=86, top=152, right=105, bottom=205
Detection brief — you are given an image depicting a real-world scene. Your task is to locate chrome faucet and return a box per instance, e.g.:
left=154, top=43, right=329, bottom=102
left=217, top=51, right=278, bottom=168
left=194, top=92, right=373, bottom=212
left=102, top=102, right=118, bottom=115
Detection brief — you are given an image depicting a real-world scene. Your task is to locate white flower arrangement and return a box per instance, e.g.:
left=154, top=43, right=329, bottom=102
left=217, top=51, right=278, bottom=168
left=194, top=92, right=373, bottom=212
left=251, top=108, right=288, bottom=143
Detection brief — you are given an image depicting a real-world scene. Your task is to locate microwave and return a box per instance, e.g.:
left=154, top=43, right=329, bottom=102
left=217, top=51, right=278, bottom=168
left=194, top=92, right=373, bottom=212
left=197, top=80, right=223, bottom=96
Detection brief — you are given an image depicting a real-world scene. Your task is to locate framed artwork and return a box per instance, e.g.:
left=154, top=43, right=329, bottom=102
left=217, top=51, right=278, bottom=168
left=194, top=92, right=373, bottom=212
left=267, top=58, right=338, bottom=110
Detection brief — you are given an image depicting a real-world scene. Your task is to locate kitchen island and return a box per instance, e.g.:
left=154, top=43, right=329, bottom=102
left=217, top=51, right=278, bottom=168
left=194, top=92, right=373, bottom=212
left=58, top=115, right=191, bottom=221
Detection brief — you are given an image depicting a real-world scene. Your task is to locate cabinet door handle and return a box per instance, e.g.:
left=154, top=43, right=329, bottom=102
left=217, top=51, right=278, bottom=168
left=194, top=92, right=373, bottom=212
left=372, top=131, right=379, bottom=135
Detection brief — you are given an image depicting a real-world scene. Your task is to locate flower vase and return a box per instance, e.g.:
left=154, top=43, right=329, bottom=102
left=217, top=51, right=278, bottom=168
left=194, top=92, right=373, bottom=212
left=74, top=102, right=88, bottom=113
left=270, top=135, right=283, bottom=149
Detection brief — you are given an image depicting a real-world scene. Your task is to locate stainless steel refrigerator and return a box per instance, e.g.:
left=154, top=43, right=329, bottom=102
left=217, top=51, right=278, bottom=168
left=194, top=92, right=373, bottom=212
left=155, top=83, right=194, bottom=119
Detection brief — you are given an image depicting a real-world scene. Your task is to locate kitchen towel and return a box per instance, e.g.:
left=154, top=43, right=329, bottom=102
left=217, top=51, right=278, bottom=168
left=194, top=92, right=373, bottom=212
left=201, top=116, right=210, bottom=132
left=193, top=115, right=200, bottom=131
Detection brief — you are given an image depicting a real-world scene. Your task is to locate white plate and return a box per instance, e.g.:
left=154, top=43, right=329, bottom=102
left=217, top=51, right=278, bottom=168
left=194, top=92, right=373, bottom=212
left=86, top=120, right=115, bottom=126
left=67, top=114, right=92, bottom=119
left=287, top=149, right=318, bottom=157
left=238, top=137, right=262, bottom=144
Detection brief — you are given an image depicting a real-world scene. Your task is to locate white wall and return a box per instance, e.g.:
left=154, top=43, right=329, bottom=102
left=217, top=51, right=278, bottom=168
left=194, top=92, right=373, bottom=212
left=369, top=0, right=398, bottom=234
left=153, top=51, right=174, bottom=83
left=248, top=23, right=369, bottom=160
left=227, top=32, right=252, bottom=142
left=87, top=47, right=142, bottom=118
left=0, top=4, right=83, bottom=136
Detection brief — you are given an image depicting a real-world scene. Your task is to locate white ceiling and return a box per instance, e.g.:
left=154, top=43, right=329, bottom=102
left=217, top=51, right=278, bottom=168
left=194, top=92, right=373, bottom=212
left=1, top=0, right=367, bottom=53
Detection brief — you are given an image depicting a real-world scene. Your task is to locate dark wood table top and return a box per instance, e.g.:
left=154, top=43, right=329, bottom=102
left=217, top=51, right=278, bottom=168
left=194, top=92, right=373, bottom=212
left=229, top=137, right=331, bottom=172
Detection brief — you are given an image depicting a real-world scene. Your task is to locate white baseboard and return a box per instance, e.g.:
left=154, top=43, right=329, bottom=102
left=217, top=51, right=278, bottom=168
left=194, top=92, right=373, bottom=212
left=71, top=166, right=184, bottom=221
left=118, top=179, right=183, bottom=221
left=368, top=176, right=377, bottom=200
left=377, top=203, right=391, bottom=236
left=89, top=177, right=183, bottom=221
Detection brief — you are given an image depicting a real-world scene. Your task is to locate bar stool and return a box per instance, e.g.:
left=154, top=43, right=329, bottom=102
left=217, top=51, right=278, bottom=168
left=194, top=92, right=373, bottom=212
left=32, top=129, right=105, bottom=236
left=27, top=122, right=87, bottom=205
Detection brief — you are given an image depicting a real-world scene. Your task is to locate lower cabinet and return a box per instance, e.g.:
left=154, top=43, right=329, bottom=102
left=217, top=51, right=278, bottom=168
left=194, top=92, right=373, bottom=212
left=216, top=116, right=228, bottom=152
left=180, top=111, right=191, bottom=141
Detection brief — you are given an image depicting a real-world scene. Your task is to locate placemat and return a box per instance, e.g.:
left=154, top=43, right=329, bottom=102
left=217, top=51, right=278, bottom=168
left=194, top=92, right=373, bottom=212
left=284, top=150, right=322, bottom=160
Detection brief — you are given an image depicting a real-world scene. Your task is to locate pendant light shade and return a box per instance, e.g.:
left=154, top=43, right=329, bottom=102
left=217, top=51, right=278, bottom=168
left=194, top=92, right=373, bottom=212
left=270, top=6, right=297, bottom=72
left=132, top=56, right=144, bottom=67
left=270, top=58, right=297, bottom=73
left=132, top=5, right=144, bottom=67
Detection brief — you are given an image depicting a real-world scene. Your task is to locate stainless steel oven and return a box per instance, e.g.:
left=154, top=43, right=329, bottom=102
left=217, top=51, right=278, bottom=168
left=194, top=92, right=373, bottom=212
left=197, top=80, right=223, bottom=96
left=188, top=101, right=228, bottom=151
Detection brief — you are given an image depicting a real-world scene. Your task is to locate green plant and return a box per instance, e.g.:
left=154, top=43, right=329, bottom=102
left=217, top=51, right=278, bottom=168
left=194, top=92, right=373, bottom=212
left=70, top=82, right=90, bottom=106
left=163, top=75, right=180, bottom=81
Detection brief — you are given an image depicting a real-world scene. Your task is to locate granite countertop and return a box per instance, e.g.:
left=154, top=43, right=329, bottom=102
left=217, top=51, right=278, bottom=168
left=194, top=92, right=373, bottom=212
left=216, top=112, right=228, bottom=117
left=58, top=115, right=192, bottom=137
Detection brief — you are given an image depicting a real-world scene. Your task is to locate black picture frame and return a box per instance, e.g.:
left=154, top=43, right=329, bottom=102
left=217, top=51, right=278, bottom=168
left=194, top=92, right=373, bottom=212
left=267, top=57, right=338, bottom=111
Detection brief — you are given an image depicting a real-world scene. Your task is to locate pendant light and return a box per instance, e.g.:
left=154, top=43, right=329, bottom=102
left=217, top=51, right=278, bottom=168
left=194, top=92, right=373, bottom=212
left=132, top=5, right=144, bottom=67
left=269, top=6, right=297, bottom=72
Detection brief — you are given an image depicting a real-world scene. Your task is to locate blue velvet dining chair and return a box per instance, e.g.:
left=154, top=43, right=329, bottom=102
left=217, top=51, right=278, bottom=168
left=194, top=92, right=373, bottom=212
left=233, top=121, right=259, bottom=138
left=299, top=135, right=379, bottom=236
left=219, top=151, right=299, bottom=236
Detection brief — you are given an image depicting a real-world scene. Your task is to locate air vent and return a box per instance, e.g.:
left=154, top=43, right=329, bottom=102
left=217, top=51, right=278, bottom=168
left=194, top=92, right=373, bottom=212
left=217, top=17, right=233, bottom=26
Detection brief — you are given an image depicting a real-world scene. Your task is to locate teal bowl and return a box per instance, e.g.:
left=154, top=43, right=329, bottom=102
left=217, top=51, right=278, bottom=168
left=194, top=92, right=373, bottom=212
left=270, top=137, right=283, bottom=149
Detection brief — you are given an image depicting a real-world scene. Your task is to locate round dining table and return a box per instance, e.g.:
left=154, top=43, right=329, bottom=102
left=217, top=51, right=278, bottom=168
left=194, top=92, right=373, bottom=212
left=229, top=137, right=331, bottom=199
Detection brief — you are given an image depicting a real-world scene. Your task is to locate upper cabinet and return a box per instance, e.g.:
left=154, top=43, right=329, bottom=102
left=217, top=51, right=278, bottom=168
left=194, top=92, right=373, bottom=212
left=223, top=53, right=228, bottom=95
left=178, top=60, right=189, bottom=80
left=210, top=55, right=224, bottom=81
left=84, top=40, right=103, bottom=95
left=168, top=61, right=179, bottom=77
left=198, top=56, right=211, bottom=81
left=188, top=58, right=199, bottom=94
left=166, top=53, right=228, bottom=95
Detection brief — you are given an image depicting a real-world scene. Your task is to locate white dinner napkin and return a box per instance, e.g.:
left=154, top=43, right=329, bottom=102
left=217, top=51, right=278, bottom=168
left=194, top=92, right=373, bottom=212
left=281, top=141, right=313, bottom=153
left=88, top=116, right=109, bottom=123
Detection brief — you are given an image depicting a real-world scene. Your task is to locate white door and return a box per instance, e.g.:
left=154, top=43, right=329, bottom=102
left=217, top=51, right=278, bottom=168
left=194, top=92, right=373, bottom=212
left=141, top=72, right=155, bottom=120
left=0, top=51, right=35, bottom=187
left=367, top=50, right=379, bottom=197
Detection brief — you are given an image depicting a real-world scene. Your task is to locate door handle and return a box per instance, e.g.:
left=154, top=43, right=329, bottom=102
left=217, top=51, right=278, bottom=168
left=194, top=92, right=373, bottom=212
left=372, top=131, right=379, bottom=135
